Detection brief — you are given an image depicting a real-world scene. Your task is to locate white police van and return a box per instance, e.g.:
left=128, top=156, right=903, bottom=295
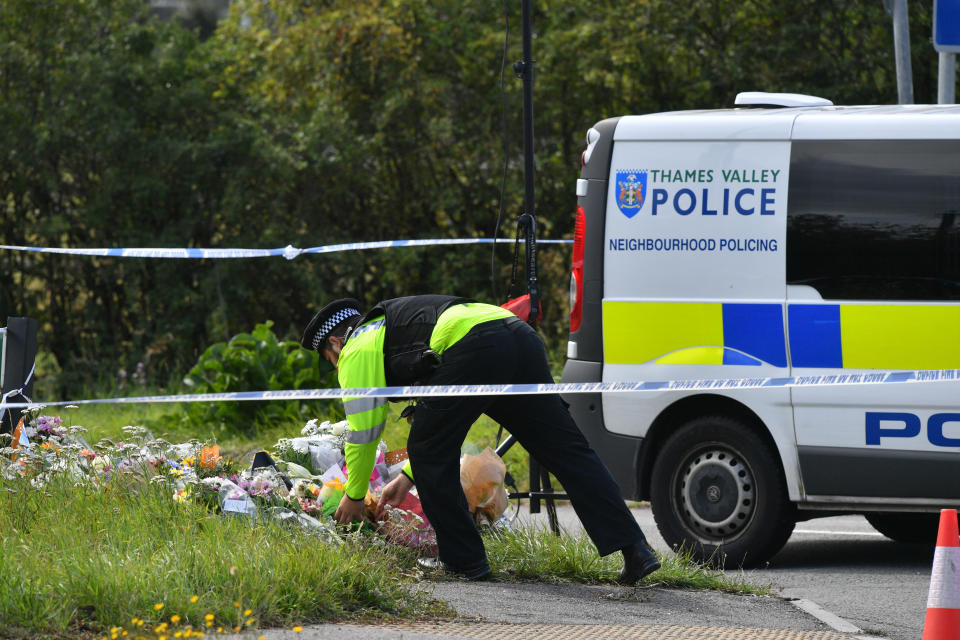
left=562, top=92, right=960, bottom=567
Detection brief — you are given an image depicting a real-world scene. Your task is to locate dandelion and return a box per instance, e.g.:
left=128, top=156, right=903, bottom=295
left=174, top=633, right=183, bottom=639
left=243, top=610, right=252, bottom=617
left=233, top=626, right=240, bottom=633
left=204, top=614, right=214, bottom=622
left=244, top=618, right=254, bottom=626
left=171, top=615, right=181, bottom=624
left=292, top=626, right=303, bottom=633
left=154, top=603, right=164, bottom=611
left=190, top=595, right=199, bottom=603
left=233, top=602, right=240, bottom=608
left=217, top=628, right=223, bottom=634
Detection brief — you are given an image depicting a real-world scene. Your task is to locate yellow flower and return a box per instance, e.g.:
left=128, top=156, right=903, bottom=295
left=292, top=626, right=303, bottom=633
left=243, top=610, right=252, bottom=617
left=233, top=602, right=240, bottom=608
left=258, top=636, right=265, bottom=640
left=204, top=614, right=214, bottom=622
left=244, top=619, right=254, bottom=626
left=233, top=627, right=240, bottom=633
left=190, top=595, right=199, bottom=604
left=216, top=628, right=223, bottom=634
left=171, top=615, right=181, bottom=624
left=174, top=633, right=183, bottom=639
left=154, top=603, right=164, bottom=611
left=155, top=624, right=168, bottom=633
left=205, top=622, right=212, bottom=628
left=131, top=618, right=139, bottom=625
left=159, top=636, right=168, bottom=640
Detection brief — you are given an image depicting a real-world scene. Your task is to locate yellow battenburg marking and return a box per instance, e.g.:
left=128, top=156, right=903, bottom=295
left=603, top=301, right=723, bottom=365
left=840, top=304, right=960, bottom=369
left=654, top=346, right=726, bottom=365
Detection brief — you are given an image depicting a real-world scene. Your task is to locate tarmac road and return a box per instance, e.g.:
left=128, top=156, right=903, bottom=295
left=520, top=503, right=934, bottom=640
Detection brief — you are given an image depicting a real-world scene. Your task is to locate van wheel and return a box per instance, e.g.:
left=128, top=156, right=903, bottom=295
left=865, top=513, right=939, bottom=544
left=650, top=415, right=795, bottom=569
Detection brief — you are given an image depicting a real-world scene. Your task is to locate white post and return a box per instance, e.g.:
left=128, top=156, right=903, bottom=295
left=892, top=0, right=914, bottom=104
left=939, top=52, right=957, bottom=103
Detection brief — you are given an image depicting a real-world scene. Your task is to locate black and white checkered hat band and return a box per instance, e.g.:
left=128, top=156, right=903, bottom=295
left=311, top=308, right=360, bottom=350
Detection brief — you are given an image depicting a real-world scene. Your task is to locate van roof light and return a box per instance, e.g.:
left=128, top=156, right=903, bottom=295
left=734, top=92, right=834, bottom=108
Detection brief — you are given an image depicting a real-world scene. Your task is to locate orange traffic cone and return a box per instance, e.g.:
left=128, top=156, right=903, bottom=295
left=923, top=509, right=960, bottom=640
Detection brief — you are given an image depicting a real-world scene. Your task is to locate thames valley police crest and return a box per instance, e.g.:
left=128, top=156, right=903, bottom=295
left=616, top=170, right=647, bottom=218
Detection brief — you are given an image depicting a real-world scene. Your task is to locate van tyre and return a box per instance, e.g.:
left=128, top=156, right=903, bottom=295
left=865, top=512, right=939, bottom=545
left=650, top=415, right=795, bottom=569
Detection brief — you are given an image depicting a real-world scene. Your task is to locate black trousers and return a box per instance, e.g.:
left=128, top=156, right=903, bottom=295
left=407, top=315, right=647, bottom=574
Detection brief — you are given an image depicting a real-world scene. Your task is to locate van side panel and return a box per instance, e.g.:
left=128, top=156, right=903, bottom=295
left=786, top=138, right=960, bottom=504
left=598, top=139, right=802, bottom=500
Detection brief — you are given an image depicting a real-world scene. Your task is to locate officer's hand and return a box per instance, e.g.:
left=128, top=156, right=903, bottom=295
left=376, top=473, right=414, bottom=520
left=334, top=493, right=365, bottom=525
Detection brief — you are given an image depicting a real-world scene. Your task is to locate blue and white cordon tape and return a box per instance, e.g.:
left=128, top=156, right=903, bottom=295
left=3, top=369, right=959, bottom=410
left=0, top=238, right=571, bottom=260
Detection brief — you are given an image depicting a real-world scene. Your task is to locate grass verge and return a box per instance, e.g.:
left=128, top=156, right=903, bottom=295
left=0, top=473, right=450, bottom=638
left=483, top=527, right=769, bottom=594
left=0, top=473, right=767, bottom=638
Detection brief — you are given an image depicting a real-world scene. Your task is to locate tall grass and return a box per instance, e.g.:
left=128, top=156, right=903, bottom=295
left=0, top=473, right=448, bottom=636
left=484, top=527, right=769, bottom=594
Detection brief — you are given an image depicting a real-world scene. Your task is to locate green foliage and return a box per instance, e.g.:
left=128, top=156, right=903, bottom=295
left=0, top=0, right=942, bottom=396
left=180, top=321, right=338, bottom=436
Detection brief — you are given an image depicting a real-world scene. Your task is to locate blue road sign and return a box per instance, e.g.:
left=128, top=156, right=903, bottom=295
left=934, top=0, right=960, bottom=52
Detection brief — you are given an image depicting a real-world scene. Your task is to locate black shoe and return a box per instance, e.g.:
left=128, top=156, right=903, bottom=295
left=618, top=542, right=661, bottom=585
left=416, top=557, right=492, bottom=581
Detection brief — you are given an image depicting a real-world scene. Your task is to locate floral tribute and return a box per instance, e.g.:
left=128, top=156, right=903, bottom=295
left=0, top=408, right=436, bottom=552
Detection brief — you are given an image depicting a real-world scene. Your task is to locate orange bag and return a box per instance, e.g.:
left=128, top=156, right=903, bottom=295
left=459, top=447, right=508, bottom=525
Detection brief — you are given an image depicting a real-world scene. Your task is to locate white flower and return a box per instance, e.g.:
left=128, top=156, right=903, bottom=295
left=330, top=422, right=347, bottom=437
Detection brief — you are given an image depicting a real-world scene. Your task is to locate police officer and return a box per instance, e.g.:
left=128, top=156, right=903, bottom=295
left=301, top=295, right=660, bottom=583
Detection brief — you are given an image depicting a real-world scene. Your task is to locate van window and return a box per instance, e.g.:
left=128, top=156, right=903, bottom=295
left=787, top=140, right=960, bottom=301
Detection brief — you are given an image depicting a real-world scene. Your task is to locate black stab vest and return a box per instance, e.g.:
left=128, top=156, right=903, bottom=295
left=360, top=295, right=472, bottom=385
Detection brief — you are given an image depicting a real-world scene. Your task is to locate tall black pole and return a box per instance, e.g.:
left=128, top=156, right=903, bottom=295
left=518, top=0, right=539, bottom=322
left=521, top=0, right=535, bottom=219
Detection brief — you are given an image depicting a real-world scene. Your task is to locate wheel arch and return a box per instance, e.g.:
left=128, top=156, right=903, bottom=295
left=636, top=394, right=785, bottom=501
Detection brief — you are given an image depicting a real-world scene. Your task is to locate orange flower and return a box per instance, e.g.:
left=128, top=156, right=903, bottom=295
left=199, top=445, right=221, bottom=469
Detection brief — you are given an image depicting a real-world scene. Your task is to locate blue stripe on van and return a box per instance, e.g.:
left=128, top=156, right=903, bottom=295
left=721, top=304, right=787, bottom=367
left=788, top=304, right=843, bottom=367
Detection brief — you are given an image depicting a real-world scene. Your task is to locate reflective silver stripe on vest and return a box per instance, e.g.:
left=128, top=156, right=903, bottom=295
left=344, top=397, right=387, bottom=416
left=345, top=421, right=386, bottom=445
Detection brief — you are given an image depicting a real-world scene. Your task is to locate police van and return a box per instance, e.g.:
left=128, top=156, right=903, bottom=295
left=562, top=92, right=960, bottom=567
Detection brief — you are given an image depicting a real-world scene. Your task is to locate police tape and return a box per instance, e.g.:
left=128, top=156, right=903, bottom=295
left=4, top=368, right=960, bottom=410
left=0, top=238, right=572, bottom=260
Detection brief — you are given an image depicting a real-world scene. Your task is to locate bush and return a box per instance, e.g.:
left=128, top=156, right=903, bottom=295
left=181, top=321, right=340, bottom=436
